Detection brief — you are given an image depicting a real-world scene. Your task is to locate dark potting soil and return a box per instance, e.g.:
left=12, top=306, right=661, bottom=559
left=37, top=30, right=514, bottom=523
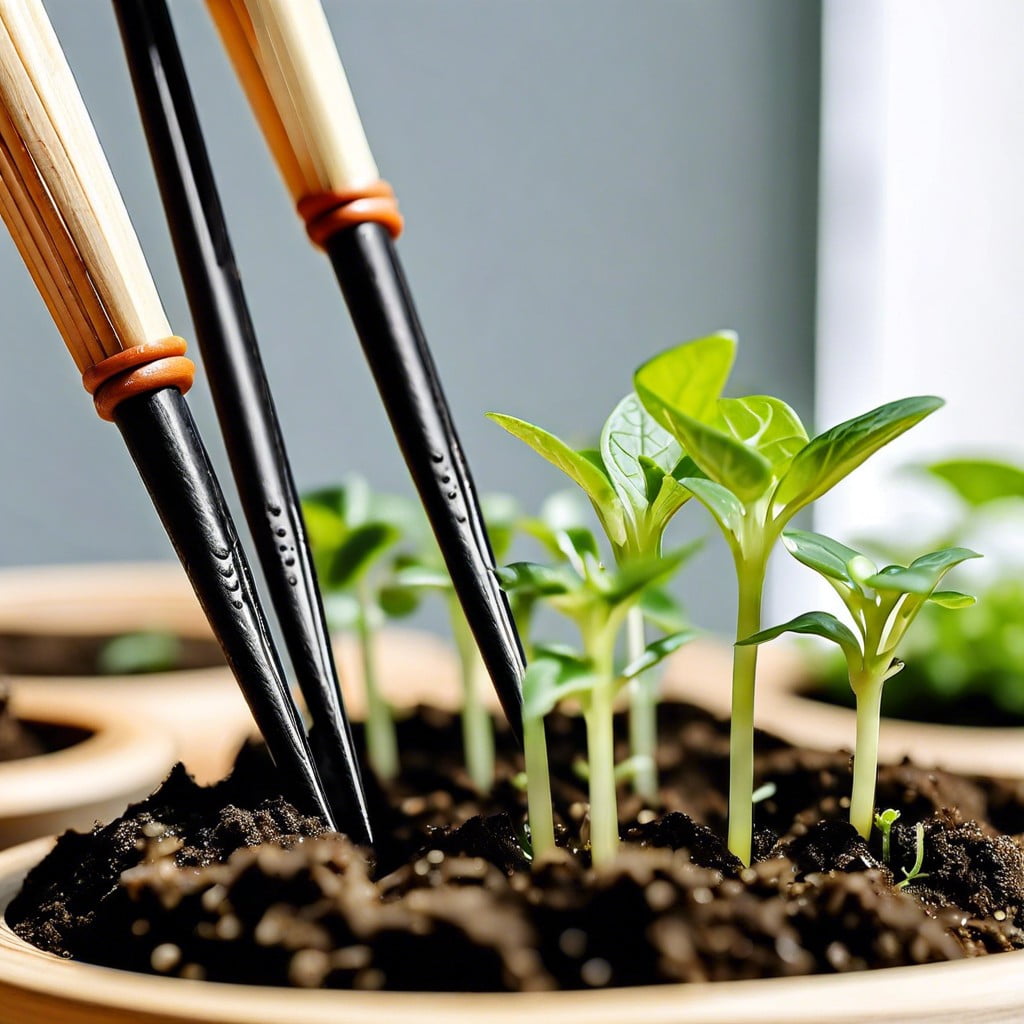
left=0, top=683, right=88, bottom=762
left=8, top=701, right=1024, bottom=991
left=0, top=631, right=225, bottom=677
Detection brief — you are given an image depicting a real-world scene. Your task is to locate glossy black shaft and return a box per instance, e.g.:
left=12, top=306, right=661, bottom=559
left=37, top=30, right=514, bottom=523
left=326, top=223, right=524, bottom=735
left=114, top=388, right=334, bottom=827
left=113, top=0, right=371, bottom=843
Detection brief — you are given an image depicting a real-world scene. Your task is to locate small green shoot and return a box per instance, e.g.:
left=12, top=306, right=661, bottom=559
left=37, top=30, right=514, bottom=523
left=874, top=807, right=901, bottom=864
left=499, top=531, right=696, bottom=865
left=634, top=333, right=944, bottom=863
left=740, top=531, right=978, bottom=838
left=489, top=394, right=695, bottom=802
left=751, top=781, right=777, bottom=804
left=895, top=821, right=929, bottom=889
left=97, top=630, right=183, bottom=675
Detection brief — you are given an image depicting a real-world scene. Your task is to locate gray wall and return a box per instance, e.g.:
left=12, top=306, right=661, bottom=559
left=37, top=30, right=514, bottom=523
left=0, top=0, right=820, bottom=635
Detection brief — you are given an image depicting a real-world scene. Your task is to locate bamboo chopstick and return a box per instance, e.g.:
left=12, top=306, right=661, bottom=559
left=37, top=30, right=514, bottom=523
left=111, top=0, right=372, bottom=844
left=0, top=0, right=335, bottom=828
left=206, top=0, right=526, bottom=735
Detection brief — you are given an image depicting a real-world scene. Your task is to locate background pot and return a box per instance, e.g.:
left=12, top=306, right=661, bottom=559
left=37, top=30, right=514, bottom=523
left=663, top=640, right=1024, bottom=778
left=0, top=563, right=463, bottom=786
left=2, top=635, right=1023, bottom=1021
left=0, top=687, right=175, bottom=848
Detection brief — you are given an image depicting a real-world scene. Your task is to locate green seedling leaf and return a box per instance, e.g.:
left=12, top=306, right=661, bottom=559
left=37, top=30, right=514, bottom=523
left=377, top=584, right=422, bottom=618
left=619, top=629, right=697, bottom=681
left=716, top=396, right=808, bottom=473
left=495, top=561, right=575, bottom=598
left=927, top=590, right=976, bottom=609
left=773, top=396, right=944, bottom=518
left=487, top=413, right=627, bottom=546
left=604, top=542, right=700, bottom=604
left=650, top=405, right=773, bottom=501
left=390, top=564, right=452, bottom=591
left=634, top=332, right=737, bottom=429
left=783, top=529, right=863, bottom=585
left=738, top=611, right=861, bottom=662
left=865, top=547, right=980, bottom=595
left=638, top=586, right=689, bottom=633
left=327, top=522, right=399, bottom=588
left=677, top=477, right=744, bottom=538
left=926, top=458, right=1024, bottom=507
left=600, top=393, right=684, bottom=522
left=522, top=655, right=597, bottom=720
left=97, top=631, right=183, bottom=675
left=480, top=493, right=520, bottom=562
left=752, top=781, right=777, bottom=804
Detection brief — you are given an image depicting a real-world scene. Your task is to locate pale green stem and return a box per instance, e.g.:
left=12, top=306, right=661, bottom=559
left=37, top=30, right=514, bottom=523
left=524, top=712, right=555, bottom=859
left=356, top=582, right=398, bottom=781
left=727, top=559, right=766, bottom=866
left=584, top=626, right=619, bottom=867
left=451, top=604, right=495, bottom=792
left=850, top=668, right=886, bottom=839
left=626, top=605, right=658, bottom=802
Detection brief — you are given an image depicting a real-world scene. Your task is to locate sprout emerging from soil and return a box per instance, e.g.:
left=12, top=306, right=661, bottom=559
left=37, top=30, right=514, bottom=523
left=633, top=333, right=943, bottom=865
left=303, top=478, right=425, bottom=781
left=489, top=393, right=695, bottom=802
left=388, top=494, right=523, bottom=792
left=498, top=527, right=696, bottom=865
left=740, top=531, right=978, bottom=838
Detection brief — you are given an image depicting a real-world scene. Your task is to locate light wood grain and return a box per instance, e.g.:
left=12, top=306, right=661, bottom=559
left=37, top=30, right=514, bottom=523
left=0, top=0, right=170, bottom=372
left=206, top=0, right=380, bottom=203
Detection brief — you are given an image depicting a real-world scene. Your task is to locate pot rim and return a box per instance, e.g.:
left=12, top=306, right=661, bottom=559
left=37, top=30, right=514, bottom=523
left=0, top=688, right=176, bottom=817
left=1, top=838, right=1023, bottom=1024
left=663, top=640, right=1024, bottom=778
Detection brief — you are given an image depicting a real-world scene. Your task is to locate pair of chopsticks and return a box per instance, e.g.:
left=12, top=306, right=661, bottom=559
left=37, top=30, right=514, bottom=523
left=113, top=0, right=525, bottom=778
left=0, top=0, right=341, bottom=831
left=0, top=0, right=524, bottom=841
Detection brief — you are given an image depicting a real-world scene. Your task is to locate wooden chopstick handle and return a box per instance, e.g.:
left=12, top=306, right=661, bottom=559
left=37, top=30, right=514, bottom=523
left=113, top=386, right=335, bottom=827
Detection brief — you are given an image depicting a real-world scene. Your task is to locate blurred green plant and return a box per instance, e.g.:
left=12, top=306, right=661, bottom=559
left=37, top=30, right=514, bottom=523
left=303, top=477, right=425, bottom=781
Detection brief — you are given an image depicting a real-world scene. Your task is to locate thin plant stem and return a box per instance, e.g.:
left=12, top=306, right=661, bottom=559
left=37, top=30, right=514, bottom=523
left=524, top=712, right=555, bottom=859
left=850, top=670, right=885, bottom=839
left=585, top=626, right=619, bottom=867
left=355, top=581, right=398, bottom=780
left=727, top=559, right=765, bottom=866
left=626, top=605, right=658, bottom=802
left=451, top=607, right=496, bottom=789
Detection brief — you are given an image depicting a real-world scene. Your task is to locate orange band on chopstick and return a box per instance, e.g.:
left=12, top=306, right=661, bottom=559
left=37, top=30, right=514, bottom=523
left=297, top=179, right=403, bottom=248
left=82, top=337, right=195, bottom=422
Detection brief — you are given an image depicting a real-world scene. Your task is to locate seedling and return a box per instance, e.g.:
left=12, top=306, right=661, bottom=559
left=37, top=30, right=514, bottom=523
left=489, top=393, right=694, bottom=801
left=499, top=529, right=696, bottom=865
left=634, top=333, right=943, bottom=864
left=387, top=494, right=522, bottom=792
left=303, top=477, right=425, bottom=781
left=895, top=822, right=929, bottom=889
left=875, top=808, right=901, bottom=864
left=740, top=530, right=978, bottom=838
